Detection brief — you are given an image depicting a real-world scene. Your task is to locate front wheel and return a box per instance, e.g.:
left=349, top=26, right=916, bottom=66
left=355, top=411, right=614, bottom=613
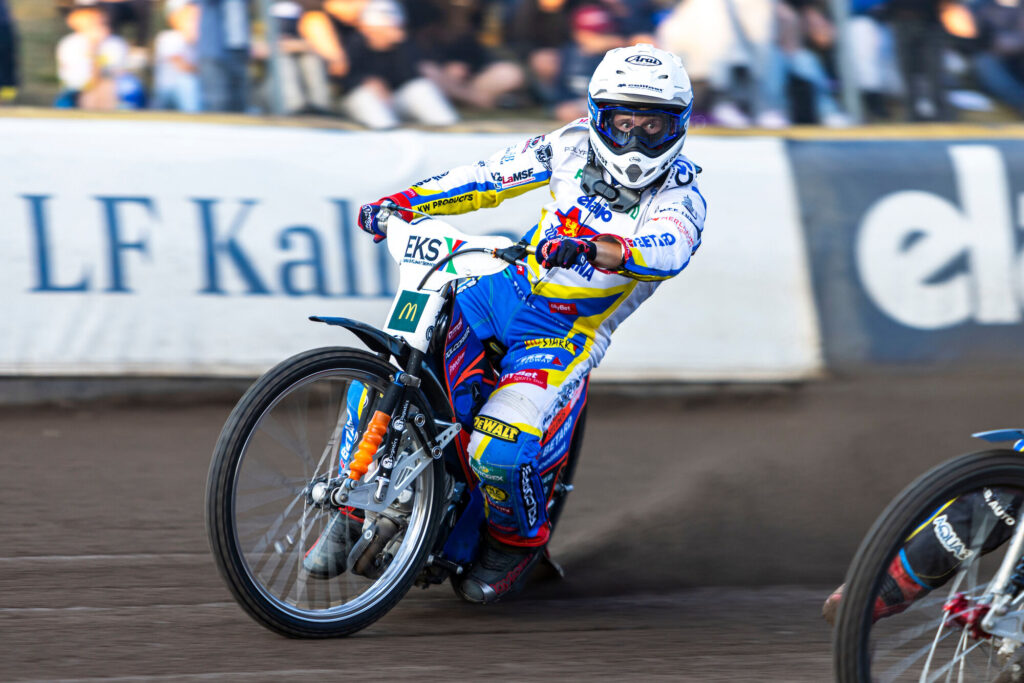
left=206, top=347, right=447, bottom=638
left=834, top=450, right=1024, bottom=682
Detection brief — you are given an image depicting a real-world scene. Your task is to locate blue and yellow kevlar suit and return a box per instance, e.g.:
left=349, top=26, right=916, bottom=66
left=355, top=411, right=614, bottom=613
left=385, top=119, right=707, bottom=546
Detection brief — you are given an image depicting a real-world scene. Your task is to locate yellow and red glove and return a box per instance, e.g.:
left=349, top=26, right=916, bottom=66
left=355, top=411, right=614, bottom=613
left=357, top=192, right=414, bottom=243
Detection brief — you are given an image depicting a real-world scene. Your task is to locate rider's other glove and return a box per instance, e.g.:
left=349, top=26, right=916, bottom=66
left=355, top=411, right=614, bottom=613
left=357, top=193, right=412, bottom=243
left=536, top=237, right=598, bottom=269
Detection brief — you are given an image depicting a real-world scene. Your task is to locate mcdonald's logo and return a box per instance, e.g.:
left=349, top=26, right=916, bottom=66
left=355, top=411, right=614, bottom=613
left=387, top=290, right=429, bottom=333
left=399, top=301, right=418, bottom=321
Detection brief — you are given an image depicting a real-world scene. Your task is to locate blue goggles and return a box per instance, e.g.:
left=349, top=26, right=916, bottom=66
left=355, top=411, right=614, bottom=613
left=589, top=96, right=691, bottom=156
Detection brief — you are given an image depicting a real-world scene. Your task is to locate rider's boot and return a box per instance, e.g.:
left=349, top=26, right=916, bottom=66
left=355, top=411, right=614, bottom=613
left=303, top=507, right=365, bottom=579
left=823, top=554, right=929, bottom=625
left=457, top=535, right=544, bottom=604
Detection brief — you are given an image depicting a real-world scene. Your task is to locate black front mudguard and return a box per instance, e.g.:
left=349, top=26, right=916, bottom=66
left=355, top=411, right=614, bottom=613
left=309, top=316, right=455, bottom=427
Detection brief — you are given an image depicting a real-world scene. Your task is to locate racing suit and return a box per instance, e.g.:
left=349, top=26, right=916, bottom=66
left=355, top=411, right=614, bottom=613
left=879, top=488, right=1022, bottom=611
left=386, top=118, right=707, bottom=547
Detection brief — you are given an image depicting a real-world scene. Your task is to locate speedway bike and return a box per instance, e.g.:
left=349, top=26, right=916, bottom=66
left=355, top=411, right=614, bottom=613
left=833, top=430, right=1024, bottom=682
left=205, top=207, right=586, bottom=637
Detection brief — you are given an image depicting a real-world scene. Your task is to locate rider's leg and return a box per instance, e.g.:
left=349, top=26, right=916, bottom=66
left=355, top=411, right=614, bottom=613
left=458, top=339, right=591, bottom=603
left=303, top=381, right=372, bottom=579
left=824, top=488, right=1021, bottom=624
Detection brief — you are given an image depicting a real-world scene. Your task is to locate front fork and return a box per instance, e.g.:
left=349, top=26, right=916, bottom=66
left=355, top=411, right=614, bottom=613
left=336, top=349, right=426, bottom=505
left=310, top=349, right=459, bottom=514
left=972, top=436, right=1024, bottom=639
left=981, top=516, right=1024, bottom=639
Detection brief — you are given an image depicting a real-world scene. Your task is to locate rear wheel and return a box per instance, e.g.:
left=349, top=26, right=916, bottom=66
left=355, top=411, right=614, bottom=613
left=206, top=347, right=446, bottom=638
left=834, top=450, right=1024, bottom=682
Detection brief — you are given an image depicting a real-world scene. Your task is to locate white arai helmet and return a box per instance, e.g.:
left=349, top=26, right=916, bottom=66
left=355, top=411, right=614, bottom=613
left=587, top=44, right=693, bottom=190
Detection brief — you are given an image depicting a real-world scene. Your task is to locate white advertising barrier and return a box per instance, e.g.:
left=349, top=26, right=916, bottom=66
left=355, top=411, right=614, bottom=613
left=0, top=117, right=822, bottom=380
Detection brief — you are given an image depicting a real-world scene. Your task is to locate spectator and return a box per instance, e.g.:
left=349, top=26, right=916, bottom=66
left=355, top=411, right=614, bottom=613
left=601, top=0, right=659, bottom=40
left=0, top=0, right=16, bottom=104
left=847, top=9, right=902, bottom=119
left=197, top=0, right=252, bottom=112
left=99, top=0, right=154, bottom=48
left=777, top=0, right=849, bottom=125
left=885, top=0, right=952, bottom=120
left=153, top=0, right=201, bottom=111
left=268, top=0, right=331, bottom=114
left=300, top=0, right=458, bottom=127
left=298, top=0, right=364, bottom=84
left=657, top=0, right=789, bottom=128
left=507, top=0, right=576, bottom=108
left=552, top=4, right=629, bottom=120
left=408, top=0, right=526, bottom=110
left=55, top=0, right=137, bottom=109
left=970, top=0, right=1024, bottom=118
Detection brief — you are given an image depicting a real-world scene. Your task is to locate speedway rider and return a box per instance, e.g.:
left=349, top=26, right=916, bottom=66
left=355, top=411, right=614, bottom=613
left=310, top=44, right=707, bottom=603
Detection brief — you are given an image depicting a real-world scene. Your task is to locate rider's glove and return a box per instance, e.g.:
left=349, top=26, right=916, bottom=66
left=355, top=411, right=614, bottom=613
left=536, top=237, right=598, bottom=269
left=357, top=193, right=412, bottom=243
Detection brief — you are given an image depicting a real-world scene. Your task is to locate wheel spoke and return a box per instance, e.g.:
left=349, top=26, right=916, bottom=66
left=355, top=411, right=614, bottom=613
left=211, top=358, right=440, bottom=634
left=244, top=492, right=306, bottom=557
left=922, top=635, right=990, bottom=683
left=255, top=411, right=315, bottom=473
left=878, top=623, right=954, bottom=682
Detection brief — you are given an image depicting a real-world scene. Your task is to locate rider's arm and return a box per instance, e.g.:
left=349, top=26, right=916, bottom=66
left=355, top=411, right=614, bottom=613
left=595, top=187, right=706, bottom=281
left=389, top=135, right=553, bottom=216
left=591, top=238, right=629, bottom=270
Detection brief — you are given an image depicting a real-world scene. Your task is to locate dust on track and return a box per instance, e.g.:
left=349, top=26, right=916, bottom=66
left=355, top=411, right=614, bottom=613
left=1, top=371, right=1020, bottom=681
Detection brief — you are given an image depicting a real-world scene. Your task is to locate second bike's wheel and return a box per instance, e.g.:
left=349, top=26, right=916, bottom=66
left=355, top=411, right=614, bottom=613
left=834, top=450, right=1024, bottom=682
left=206, top=347, right=447, bottom=638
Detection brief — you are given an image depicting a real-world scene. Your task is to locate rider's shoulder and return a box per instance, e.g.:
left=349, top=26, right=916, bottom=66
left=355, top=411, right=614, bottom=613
left=650, top=157, right=707, bottom=220
left=528, top=119, right=589, bottom=169
left=665, top=154, right=703, bottom=189
left=551, top=117, right=590, bottom=138
left=547, top=118, right=589, bottom=149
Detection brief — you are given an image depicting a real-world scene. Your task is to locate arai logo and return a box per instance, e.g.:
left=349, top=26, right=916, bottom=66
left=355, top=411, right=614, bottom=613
left=625, top=54, right=662, bottom=66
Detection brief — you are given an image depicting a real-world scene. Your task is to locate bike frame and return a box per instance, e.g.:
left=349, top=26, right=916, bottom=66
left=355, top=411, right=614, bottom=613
left=305, top=213, right=561, bottom=577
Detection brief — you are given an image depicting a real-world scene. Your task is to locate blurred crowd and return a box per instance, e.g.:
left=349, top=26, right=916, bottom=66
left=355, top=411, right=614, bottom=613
left=0, top=0, right=1021, bottom=125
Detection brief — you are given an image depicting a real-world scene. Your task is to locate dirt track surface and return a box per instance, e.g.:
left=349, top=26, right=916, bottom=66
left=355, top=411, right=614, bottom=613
left=2, top=372, right=1022, bottom=681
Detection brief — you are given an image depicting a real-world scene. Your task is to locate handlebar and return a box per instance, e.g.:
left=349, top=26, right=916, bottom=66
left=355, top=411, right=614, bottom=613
left=493, top=242, right=535, bottom=264
left=416, top=240, right=534, bottom=291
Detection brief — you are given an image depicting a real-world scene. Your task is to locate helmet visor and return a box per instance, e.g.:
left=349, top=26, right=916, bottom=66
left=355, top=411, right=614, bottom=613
left=590, top=101, right=690, bottom=155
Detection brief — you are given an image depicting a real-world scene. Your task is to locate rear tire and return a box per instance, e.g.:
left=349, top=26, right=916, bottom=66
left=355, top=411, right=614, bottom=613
left=206, top=347, right=446, bottom=638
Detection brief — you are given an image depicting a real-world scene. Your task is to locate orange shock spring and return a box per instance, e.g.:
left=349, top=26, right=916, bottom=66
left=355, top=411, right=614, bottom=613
left=348, top=410, right=390, bottom=481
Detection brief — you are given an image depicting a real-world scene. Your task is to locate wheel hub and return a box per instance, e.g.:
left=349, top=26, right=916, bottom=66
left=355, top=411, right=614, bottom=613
left=310, top=481, right=329, bottom=504
left=944, top=592, right=992, bottom=640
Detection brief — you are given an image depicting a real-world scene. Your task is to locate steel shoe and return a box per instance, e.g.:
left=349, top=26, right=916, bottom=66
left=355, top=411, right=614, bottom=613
left=303, top=508, right=364, bottom=579
left=457, top=536, right=543, bottom=604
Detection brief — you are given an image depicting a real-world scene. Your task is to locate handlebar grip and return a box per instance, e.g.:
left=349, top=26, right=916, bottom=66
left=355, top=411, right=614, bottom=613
left=376, top=200, right=399, bottom=235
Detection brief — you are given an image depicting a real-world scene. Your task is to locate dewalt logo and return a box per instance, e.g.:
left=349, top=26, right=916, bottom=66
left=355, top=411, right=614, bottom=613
left=473, top=416, right=520, bottom=443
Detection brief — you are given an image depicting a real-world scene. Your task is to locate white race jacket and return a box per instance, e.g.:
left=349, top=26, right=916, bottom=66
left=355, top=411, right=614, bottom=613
left=390, top=118, right=707, bottom=364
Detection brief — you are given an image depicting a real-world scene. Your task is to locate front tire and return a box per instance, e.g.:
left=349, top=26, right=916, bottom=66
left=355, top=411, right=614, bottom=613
left=834, top=450, right=1024, bottom=682
left=206, top=347, right=446, bottom=638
